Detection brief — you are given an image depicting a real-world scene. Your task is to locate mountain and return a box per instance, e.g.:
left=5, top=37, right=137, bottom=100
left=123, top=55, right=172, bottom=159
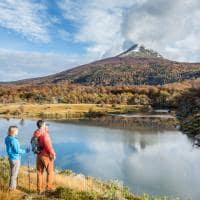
left=3, top=45, right=200, bottom=86
left=118, top=44, right=163, bottom=58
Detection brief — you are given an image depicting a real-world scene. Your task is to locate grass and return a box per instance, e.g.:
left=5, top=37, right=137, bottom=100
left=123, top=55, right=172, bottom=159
left=0, top=103, right=146, bottom=119
left=0, top=157, right=180, bottom=200
left=0, top=157, right=138, bottom=200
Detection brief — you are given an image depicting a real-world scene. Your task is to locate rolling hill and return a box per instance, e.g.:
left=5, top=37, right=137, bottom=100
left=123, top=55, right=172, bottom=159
left=3, top=45, right=200, bottom=86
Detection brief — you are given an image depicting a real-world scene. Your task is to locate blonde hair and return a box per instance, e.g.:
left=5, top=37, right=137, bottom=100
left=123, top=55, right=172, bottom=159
left=8, top=126, right=18, bottom=136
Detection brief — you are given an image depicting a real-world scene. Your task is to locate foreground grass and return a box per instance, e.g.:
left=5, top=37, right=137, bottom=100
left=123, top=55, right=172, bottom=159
left=0, top=103, right=147, bottom=119
left=0, top=157, right=179, bottom=200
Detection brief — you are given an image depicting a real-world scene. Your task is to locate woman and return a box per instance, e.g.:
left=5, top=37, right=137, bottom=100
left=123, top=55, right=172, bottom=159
left=5, top=126, right=30, bottom=190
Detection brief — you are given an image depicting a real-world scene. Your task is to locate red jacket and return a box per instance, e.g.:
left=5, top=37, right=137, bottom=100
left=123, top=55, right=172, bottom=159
left=34, top=127, right=55, bottom=157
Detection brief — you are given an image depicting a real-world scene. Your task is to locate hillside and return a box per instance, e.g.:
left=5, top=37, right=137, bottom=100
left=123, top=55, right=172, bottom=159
left=0, top=157, right=172, bottom=200
left=4, top=45, right=200, bottom=86
left=177, top=82, right=200, bottom=135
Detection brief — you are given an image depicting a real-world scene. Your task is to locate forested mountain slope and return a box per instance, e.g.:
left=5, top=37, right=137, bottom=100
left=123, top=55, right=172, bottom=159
left=3, top=45, right=200, bottom=86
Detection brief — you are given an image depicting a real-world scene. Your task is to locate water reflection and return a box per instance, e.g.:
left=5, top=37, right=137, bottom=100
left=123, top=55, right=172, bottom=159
left=0, top=118, right=199, bottom=200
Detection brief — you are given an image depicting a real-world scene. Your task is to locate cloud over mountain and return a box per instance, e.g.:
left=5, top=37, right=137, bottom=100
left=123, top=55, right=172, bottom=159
left=123, top=0, right=200, bottom=61
left=59, top=0, right=200, bottom=62
left=0, top=0, right=200, bottom=81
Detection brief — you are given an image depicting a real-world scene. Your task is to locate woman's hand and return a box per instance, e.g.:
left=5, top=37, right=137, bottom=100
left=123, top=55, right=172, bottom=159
left=26, top=147, right=30, bottom=153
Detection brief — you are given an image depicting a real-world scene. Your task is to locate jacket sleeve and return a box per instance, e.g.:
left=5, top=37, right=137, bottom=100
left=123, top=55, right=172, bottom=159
left=5, top=138, right=12, bottom=155
left=43, top=133, right=55, bottom=156
left=11, top=139, right=26, bottom=154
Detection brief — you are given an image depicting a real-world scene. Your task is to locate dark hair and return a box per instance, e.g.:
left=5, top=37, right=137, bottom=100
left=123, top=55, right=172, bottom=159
left=8, top=126, right=18, bottom=135
left=37, top=120, right=45, bottom=129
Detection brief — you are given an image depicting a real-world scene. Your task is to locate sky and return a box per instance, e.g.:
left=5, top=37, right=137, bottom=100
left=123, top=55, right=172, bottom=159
left=0, top=0, right=200, bottom=81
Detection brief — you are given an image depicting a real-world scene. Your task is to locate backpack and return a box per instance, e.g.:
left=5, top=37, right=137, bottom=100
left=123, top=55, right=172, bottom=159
left=31, top=136, right=43, bottom=154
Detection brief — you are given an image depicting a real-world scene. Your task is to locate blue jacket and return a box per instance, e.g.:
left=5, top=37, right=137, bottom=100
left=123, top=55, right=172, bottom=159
left=5, top=135, right=26, bottom=160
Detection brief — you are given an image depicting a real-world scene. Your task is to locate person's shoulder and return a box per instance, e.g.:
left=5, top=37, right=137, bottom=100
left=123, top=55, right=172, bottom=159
left=34, top=128, right=39, bottom=133
left=5, top=135, right=9, bottom=142
left=34, top=129, right=41, bottom=136
left=5, top=135, right=12, bottom=140
left=5, top=135, right=16, bottom=143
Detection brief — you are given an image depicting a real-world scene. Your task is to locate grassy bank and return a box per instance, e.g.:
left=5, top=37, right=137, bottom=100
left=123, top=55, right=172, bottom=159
left=0, top=103, right=148, bottom=119
left=0, top=157, right=178, bottom=200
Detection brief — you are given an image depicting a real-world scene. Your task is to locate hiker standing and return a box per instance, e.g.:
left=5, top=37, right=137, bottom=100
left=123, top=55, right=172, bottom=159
left=32, top=120, right=56, bottom=194
left=5, top=126, right=30, bottom=190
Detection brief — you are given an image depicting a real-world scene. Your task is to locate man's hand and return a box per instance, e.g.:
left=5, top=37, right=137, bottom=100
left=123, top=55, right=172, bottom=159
left=50, top=154, right=56, bottom=161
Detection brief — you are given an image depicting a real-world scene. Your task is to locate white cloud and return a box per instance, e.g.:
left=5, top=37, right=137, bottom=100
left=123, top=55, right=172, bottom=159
left=0, top=0, right=200, bottom=81
left=58, top=0, right=135, bottom=58
left=123, top=0, right=200, bottom=62
left=0, top=0, right=50, bottom=42
left=58, top=0, right=200, bottom=62
left=0, top=49, right=92, bottom=81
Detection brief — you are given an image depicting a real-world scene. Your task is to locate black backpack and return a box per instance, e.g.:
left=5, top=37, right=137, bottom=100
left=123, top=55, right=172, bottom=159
left=31, top=136, right=43, bottom=154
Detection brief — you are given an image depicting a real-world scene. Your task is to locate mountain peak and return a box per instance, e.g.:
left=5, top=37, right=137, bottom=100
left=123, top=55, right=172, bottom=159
left=118, top=44, right=163, bottom=58
left=4, top=43, right=199, bottom=86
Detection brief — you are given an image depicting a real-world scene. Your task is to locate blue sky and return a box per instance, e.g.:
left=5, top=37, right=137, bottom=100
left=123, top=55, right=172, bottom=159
left=0, top=0, right=200, bottom=81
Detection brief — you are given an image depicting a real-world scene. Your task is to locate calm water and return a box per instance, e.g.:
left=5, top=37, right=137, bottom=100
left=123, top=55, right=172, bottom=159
left=0, top=117, right=199, bottom=200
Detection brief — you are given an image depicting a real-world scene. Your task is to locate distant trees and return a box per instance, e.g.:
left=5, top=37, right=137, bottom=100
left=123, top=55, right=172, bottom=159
left=128, top=94, right=150, bottom=105
left=176, top=80, right=200, bottom=135
left=0, top=79, right=198, bottom=108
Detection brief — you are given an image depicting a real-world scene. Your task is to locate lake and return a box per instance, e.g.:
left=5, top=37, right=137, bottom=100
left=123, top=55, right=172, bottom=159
left=0, top=117, right=199, bottom=200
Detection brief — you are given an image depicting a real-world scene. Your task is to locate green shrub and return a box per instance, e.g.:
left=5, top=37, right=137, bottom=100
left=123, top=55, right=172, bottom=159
left=58, top=169, right=74, bottom=176
left=50, top=187, right=98, bottom=200
left=0, top=157, right=9, bottom=188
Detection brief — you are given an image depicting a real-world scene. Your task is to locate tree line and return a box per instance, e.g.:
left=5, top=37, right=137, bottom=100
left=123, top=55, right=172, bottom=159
left=0, top=79, right=199, bottom=109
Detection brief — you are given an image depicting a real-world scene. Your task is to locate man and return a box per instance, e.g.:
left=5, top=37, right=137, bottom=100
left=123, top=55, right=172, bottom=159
left=33, top=120, right=56, bottom=194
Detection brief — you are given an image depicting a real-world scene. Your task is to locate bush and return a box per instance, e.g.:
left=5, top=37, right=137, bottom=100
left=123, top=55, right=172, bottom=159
left=11, top=109, right=21, bottom=116
left=58, top=169, right=74, bottom=176
left=0, top=157, right=9, bottom=189
left=0, top=109, right=10, bottom=115
left=50, top=187, right=98, bottom=200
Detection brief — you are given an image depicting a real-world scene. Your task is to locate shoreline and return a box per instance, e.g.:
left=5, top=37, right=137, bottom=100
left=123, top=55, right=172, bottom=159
left=0, top=103, right=179, bottom=132
left=0, top=103, right=175, bottom=120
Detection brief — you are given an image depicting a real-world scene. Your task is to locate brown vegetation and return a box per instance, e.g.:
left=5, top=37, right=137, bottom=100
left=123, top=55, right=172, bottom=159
left=0, top=79, right=198, bottom=108
left=6, top=54, right=200, bottom=86
left=177, top=80, right=200, bottom=135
